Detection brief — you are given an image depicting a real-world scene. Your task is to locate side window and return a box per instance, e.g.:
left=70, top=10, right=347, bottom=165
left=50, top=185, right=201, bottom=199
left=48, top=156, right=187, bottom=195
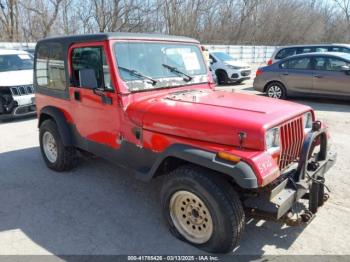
left=331, top=47, right=350, bottom=54
left=36, top=44, right=49, bottom=88
left=48, top=43, right=66, bottom=90
left=209, top=54, right=217, bottom=63
left=276, top=48, right=297, bottom=60
left=280, top=57, right=311, bottom=70
left=313, top=56, right=349, bottom=71
left=297, top=47, right=314, bottom=54
left=327, top=57, right=349, bottom=71
left=315, top=47, right=328, bottom=52
left=314, top=57, right=327, bottom=70
left=71, top=46, right=112, bottom=90
left=35, top=43, right=66, bottom=90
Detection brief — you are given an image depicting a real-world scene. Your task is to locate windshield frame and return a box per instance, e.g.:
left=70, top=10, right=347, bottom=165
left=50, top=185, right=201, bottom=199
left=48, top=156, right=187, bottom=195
left=0, top=53, right=34, bottom=72
left=112, top=40, right=208, bottom=93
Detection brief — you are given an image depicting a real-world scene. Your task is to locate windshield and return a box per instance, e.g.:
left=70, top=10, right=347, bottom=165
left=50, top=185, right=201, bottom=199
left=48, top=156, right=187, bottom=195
left=0, top=54, right=33, bottom=72
left=212, top=52, right=236, bottom=62
left=114, top=42, right=207, bottom=91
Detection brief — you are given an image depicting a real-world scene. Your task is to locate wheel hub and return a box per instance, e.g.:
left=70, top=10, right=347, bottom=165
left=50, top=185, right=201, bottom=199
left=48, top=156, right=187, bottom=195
left=267, top=85, right=282, bottom=98
left=169, top=191, right=213, bottom=244
left=43, top=131, right=58, bottom=163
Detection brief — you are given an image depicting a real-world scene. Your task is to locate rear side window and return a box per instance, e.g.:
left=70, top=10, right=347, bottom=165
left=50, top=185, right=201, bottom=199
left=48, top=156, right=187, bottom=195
left=280, top=57, right=311, bottom=70
left=276, top=48, right=297, bottom=59
left=35, top=43, right=66, bottom=90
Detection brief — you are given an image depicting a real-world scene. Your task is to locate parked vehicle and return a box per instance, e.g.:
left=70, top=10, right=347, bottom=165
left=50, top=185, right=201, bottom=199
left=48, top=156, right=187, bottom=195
left=34, top=33, right=336, bottom=253
left=268, top=43, right=350, bottom=65
left=209, top=52, right=251, bottom=84
left=254, top=52, right=350, bottom=100
left=0, top=49, right=36, bottom=121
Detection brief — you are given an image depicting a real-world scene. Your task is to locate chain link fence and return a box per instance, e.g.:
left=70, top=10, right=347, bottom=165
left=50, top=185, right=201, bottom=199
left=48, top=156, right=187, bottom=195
left=204, top=44, right=278, bottom=65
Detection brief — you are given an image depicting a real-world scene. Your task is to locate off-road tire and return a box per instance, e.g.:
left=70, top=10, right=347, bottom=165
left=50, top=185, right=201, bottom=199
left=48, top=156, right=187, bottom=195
left=265, top=81, right=287, bottom=99
left=161, top=164, right=245, bottom=253
left=216, top=70, right=228, bottom=85
left=39, top=119, right=77, bottom=172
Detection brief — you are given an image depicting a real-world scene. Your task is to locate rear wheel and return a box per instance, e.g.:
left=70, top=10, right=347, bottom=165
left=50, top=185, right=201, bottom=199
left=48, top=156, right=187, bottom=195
left=265, top=82, right=286, bottom=99
left=161, top=165, right=245, bottom=253
left=39, top=119, right=77, bottom=171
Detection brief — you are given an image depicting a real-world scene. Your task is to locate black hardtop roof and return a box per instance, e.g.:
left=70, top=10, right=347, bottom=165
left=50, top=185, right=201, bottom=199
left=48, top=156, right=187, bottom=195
left=37, top=32, right=200, bottom=45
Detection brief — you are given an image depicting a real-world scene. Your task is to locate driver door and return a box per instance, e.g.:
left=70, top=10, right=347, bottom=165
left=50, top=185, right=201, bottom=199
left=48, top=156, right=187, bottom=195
left=69, top=42, right=121, bottom=149
left=312, top=56, right=350, bottom=96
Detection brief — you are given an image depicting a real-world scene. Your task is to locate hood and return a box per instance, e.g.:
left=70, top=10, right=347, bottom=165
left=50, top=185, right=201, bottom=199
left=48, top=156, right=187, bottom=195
left=126, top=89, right=311, bottom=150
left=225, top=60, right=250, bottom=68
left=0, top=70, right=33, bottom=86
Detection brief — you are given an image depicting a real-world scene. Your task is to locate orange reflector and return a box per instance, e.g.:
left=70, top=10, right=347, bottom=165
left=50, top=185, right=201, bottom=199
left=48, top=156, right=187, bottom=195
left=217, top=152, right=241, bottom=163
left=273, top=155, right=280, bottom=165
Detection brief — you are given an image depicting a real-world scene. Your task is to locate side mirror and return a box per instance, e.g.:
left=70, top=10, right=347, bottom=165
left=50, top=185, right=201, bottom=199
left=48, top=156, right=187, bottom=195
left=79, top=68, right=98, bottom=89
left=341, top=65, right=350, bottom=74
left=209, top=58, right=214, bottom=65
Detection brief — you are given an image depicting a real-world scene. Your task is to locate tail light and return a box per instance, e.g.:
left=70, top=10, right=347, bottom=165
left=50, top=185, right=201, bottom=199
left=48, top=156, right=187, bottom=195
left=267, top=59, right=273, bottom=65
left=256, top=69, right=263, bottom=76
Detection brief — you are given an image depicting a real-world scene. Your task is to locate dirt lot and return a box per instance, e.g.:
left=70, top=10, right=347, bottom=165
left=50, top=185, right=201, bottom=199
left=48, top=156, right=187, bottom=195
left=1, top=77, right=350, bottom=255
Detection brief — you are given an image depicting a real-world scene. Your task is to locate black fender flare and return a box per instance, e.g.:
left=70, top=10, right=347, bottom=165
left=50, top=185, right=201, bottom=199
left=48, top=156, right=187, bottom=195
left=38, top=106, right=73, bottom=146
left=144, top=144, right=258, bottom=189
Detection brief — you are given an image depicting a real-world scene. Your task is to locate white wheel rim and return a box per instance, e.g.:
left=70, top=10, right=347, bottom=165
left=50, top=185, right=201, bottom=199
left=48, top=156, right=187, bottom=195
left=267, top=85, right=282, bottom=98
left=169, top=191, right=213, bottom=244
left=43, top=131, right=58, bottom=163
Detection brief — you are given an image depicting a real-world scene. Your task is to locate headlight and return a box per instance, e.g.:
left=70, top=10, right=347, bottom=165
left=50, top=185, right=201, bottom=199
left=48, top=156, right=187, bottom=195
left=266, top=127, right=280, bottom=151
left=303, top=112, right=313, bottom=132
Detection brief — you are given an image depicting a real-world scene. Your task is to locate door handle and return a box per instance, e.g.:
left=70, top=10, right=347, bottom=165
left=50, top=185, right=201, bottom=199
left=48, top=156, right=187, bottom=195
left=282, top=73, right=289, bottom=76
left=74, top=90, right=81, bottom=101
left=314, top=75, right=323, bottom=78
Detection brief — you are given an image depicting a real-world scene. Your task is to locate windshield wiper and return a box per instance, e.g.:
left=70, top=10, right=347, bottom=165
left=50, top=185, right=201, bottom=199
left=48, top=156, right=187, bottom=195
left=118, top=66, right=157, bottom=85
left=162, top=64, right=193, bottom=82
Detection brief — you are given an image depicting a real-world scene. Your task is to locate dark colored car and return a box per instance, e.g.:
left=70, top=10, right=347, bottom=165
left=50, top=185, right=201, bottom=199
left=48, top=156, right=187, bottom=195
left=254, top=52, right=350, bottom=99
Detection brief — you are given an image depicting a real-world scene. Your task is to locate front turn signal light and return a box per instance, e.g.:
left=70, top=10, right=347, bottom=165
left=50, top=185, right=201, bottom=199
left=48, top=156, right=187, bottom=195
left=217, top=152, right=241, bottom=163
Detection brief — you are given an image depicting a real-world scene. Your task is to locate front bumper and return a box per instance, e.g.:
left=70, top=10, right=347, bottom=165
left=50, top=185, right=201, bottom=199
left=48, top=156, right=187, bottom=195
left=227, top=68, right=251, bottom=81
left=245, top=125, right=337, bottom=220
left=0, top=95, right=36, bottom=120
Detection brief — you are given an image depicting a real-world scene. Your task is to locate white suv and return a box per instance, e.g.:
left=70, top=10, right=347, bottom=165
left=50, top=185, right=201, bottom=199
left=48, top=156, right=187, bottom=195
left=0, top=49, right=35, bottom=121
left=209, top=52, right=251, bottom=84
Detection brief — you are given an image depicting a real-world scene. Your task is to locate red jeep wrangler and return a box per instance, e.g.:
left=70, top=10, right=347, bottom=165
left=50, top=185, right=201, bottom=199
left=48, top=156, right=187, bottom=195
left=34, top=33, right=336, bottom=253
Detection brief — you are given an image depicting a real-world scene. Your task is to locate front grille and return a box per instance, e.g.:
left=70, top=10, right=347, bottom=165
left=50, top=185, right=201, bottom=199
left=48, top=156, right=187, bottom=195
left=10, top=85, right=35, bottom=96
left=241, top=70, right=251, bottom=76
left=279, top=117, right=304, bottom=170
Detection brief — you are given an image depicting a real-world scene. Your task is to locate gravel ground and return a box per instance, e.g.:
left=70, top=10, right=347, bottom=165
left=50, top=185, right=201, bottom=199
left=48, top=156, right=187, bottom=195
left=0, top=75, right=350, bottom=256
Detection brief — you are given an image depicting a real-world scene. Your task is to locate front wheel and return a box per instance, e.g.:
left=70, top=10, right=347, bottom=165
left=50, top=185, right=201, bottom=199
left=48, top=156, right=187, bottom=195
left=160, top=165, right=245, bottom=253
left=265, top=82, right=287, bottom=99
left=216, top=70, right=228, bottom=85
